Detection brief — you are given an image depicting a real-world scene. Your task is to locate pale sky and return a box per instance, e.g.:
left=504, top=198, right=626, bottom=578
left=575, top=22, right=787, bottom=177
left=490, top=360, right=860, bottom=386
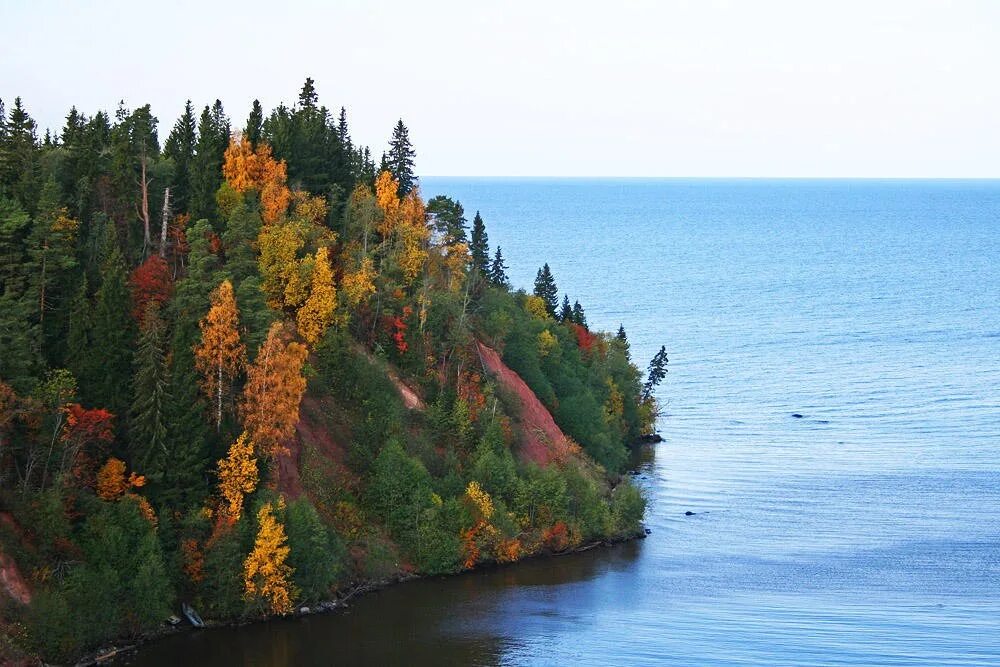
left=2, top=0, right=998, bottom=177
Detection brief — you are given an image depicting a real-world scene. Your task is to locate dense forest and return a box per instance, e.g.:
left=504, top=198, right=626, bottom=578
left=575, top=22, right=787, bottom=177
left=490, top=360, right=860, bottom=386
left=0, top=80, right=664, bottom=663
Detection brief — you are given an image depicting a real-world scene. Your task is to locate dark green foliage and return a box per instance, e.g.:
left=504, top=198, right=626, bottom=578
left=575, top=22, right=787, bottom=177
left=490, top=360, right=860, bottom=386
left=571, top=300, right=587, bottom=327
left=533, top=263, right=559, bottom=317
left=364, top=440, right=434, bottom=540
left=163, top=100, right=197, bottom=214
left=130, top=302, right=170, bottom=477
left=469, top=211, right=489, bottom=275
left=245, top=99, right=264, bottom=148
left=489, top=246, right=509, bottom=288
left=386, top=119, right=416, bottom=196
left=89, top=239, right=134, bottom=417
left=29, top=497, right=172, bottom=662
left=285, top=499, right=344, bottom=601
left=0, top=97, right=41, bottom=211
left=190, top=101, right=229, bottom=222
left=427, top=195, right=467, bottom=245
left=559, top=294, right=572, bottom=322
left=642, top=345, right=669, bottom=400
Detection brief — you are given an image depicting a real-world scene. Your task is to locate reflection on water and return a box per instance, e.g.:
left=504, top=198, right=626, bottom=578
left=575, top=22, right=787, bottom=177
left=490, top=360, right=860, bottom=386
left=124, top=180, right=1000, bottom=666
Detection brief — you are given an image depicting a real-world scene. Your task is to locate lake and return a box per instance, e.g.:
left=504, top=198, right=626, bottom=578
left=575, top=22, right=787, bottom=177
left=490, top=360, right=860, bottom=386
left=123, top=178, right=1000, bottom=666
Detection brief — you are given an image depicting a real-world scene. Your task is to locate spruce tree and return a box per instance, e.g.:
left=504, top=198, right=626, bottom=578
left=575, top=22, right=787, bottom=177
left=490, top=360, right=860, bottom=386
left=189, top=101, right=229, bottom=222
left=615, top=324, right=631, bottom=359
left=0, top=97, right=41, bottom=211
left=90, top=240, right=134, bottom=416
left=533, top=263, right=559, bottom=317
left=387, top=119, right=416, bottom=196
left=163, top=100, right=197, bottom=215
left=489, top=246, right=509, bottom=288
left=642, top=346, right=669, bottom=400
left=244, top=99, right=264, bottom=148
left=0, top=196, right=40, bottom=391
left=559, top=295, right=573, bottom=322
left=130, top=302, right=170, bottom=475
left=572, top=300, right=587, bottom=327
left=469, top=211, right=489, bottom=275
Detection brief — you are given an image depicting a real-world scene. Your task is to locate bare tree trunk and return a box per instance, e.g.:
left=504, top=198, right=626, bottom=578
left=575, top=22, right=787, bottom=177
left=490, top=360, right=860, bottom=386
left=138, top=154, right=152, bottom=257
left=160, top=186, right=171, bottom=258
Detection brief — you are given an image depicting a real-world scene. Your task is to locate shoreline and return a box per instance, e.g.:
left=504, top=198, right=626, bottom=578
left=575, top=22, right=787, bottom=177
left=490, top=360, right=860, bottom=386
left=85, top=529, right=647, bottom=666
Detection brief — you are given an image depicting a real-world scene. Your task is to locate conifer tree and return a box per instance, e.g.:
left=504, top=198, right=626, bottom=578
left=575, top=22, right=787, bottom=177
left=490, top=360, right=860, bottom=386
left=426, top=196, right=466, bottom=245
left=387, top=119, right=416, bottom=196
left=0, top=97, right=40, bottom=211
left=163, top=100, right=197, bottom=215
left=533, top=263, right=559, bottom=317
left=559, top=295, right=572, bottom=322
left=245, top=99, right=264, bottom=149
left=572, top=300, right=587, bottom=327
left=615, top=324, right=631, bottom=359
left=91, top=240, right=134, bottom=416
left=189, top=101, right=229, bottom=221
left=489, top=246, right=509, bottom=288
left=642, top=346, right=669, bottom=400
left=130, top=302, right=170, bottom=475
left=469, top=211, right=489, bottom=276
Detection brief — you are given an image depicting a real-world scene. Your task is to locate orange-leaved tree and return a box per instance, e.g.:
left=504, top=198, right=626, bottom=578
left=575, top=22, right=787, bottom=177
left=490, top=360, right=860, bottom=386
left=222, top=134, right=291, bottom=224
left=295, top=246, right=337, bottom=346
left=194, top=280, right=246, bottom=430
left=240, top=322, right=308, bottom=459
left=244, top=498, right=295, bottom=614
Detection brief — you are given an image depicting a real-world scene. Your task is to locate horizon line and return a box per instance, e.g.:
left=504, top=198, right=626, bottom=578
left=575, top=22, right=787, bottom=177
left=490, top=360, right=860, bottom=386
left=419, top=175, right=1000, bottom=181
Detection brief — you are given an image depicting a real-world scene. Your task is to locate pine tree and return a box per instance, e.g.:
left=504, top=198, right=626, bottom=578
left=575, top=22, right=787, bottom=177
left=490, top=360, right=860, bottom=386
left=163, top=100, right=197, bottom=215
left=387, top=119, right=416, bottom=196
left=559, top=295, right=572, bottom=322
left=426, top=196, right=466, bottom=245
left=615, top=324, right=631, bottom=359
left=489, top=246, right=509, bottom=288
left=572, top=300, right=587, bottom=327
left=469, top=211, right=489, bottom=276
left=130, top=302, right=170, bottom=475
left=642, top=346, right=669, bottom=400
left=244, top=100, right=264, bottom=148
left=533, top=263, right=559, bottom=317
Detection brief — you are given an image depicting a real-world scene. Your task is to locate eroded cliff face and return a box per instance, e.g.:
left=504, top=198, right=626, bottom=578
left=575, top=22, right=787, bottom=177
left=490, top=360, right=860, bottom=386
left=475, top=341, right=578, bottom=466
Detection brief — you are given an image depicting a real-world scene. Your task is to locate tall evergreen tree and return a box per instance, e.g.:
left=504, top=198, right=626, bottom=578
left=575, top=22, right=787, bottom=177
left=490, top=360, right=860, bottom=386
left=615, top=324, right=631, bottom=359
left=572, top=300, right=587, bottom=328
left=489, top=246, right=509, bottom=288
left=244, top=99, right=263, bottom=148
left=130, top=302, right=170, bottom=475
left=0, top=97, right=41, bottom=211
left=386, top=119, right=416, bottom=196
left=189, top=101, right=229, bottom=222
left=559, top=294, right=572, bottom=322
left=642, top=346, right=669, bottom=400
left=0, top=196, right=40, bottom=391
left=163, top=100, right=197, bottom=215
left=533, top=263, right=559, bottom=317
left=90, top=239, right=134, bottom=416
left=469, top=211, right=489, bottom=276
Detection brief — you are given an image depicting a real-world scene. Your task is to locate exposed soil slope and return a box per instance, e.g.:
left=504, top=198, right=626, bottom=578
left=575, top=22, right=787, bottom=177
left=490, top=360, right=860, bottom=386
left=475, top=341, right=577, bottom=465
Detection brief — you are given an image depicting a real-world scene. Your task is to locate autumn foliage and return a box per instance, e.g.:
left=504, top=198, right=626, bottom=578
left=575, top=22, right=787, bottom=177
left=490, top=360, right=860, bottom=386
left=222, top=134, right=291, bottom=223
left=244, top=499, right=295, bottom=614
left=240, top=323, right=308, bottom=459
left=217, top=431, right=259, bottom=522
left=194, top=280, right=246, bottom=428
left=129, top=255, right=173, bottom=320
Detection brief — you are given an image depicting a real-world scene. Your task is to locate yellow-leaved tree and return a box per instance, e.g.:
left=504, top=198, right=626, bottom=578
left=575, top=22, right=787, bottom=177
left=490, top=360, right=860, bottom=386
left=194, top=280, right=246, bottom=430
left=296, top=247, right=336, bottom=346
left=244, top=499, right=295, bottom=614
left=217, top=431, right=258, bottom=522
left=341, top=256, right=376, bottom=307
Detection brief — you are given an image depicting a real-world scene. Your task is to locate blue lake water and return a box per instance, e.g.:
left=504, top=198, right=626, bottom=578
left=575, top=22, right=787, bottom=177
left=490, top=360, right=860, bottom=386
left=128, top=178, right=1000, bottom=665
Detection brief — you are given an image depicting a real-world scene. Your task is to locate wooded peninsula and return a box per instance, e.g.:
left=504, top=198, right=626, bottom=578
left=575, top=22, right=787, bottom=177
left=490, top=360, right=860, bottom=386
left=0, top=80, right=665, bottom=663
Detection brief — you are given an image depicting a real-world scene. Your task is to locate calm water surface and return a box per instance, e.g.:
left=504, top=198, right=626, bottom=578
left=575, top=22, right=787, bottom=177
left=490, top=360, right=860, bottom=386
left=127, top=179, right=1000, bottom=666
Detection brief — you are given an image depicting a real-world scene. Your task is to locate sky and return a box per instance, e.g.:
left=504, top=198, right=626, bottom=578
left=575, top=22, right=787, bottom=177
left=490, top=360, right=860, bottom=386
left=1, top=0, right=998, bottom=177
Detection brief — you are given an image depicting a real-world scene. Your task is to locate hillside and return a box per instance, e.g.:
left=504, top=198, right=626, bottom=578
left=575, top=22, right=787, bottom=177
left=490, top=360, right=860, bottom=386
left=0, top=82, right=661, bottom=663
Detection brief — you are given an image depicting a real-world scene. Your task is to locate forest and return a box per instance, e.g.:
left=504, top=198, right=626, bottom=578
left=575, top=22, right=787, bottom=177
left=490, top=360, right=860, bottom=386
left=0, top=79, right=664, bottom=663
